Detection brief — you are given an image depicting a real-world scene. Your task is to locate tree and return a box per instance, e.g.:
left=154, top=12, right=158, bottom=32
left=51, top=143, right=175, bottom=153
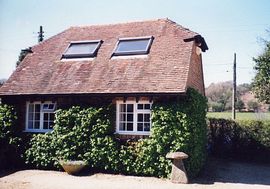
left=252, top=38, right=270, bottom=104
left=16, top=47, right=32, bottom=67
left=247, top=100, right=259, bottom=112
left=235, top=99, right=245, bottom=112
left=211, top=102, right=224, bottom=112
left=206, top=81, right=233, bottom=111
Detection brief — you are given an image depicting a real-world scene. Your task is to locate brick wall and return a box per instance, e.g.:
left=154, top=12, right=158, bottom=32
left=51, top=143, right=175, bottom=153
left=186, top=43, right=205, bottom=95
left=1, top=95, right=182, bottom=139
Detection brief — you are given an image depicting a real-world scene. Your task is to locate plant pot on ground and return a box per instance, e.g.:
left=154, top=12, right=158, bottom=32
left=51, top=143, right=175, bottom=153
left=59, top=160, right=88, bottom=175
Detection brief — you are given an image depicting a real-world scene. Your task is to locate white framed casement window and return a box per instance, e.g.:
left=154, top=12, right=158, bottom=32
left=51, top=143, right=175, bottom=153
left=25, top=101, right=56, bottom=132
left=116, top=100, right=152, bottom=135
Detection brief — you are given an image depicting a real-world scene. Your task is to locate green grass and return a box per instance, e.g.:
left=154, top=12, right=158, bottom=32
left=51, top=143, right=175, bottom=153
left=207, top=112, right=270, bottom=120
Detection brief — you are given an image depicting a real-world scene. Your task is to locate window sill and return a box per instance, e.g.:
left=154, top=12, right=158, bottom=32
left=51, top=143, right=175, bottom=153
left=60, top=57, right=95, bottom=62
left=111, top=54, right=148, bottom=60
left=24, top=129, right=53, bottom=133
left=114, top=131, right=150, bottom=136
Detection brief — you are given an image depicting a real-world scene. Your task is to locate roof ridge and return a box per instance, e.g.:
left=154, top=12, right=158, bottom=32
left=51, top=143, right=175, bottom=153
left=69, top=18, right=176, bottom=29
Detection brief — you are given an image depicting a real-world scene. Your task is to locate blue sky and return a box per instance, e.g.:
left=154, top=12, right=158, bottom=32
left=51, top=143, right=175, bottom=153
left=0, top=0, right=269, bottom=87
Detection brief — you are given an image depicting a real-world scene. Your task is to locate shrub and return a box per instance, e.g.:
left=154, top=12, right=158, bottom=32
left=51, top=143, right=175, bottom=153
left=211, top=102, right=224, bottom=112
left=25, top=88, right=208, bottom=178
left=25, top=106, right=117, bottom=170
left=208, top=118, right=270, bottom=162
left=24, top=133, right=57, bottom=169
left=237, top=120, right=270, bottom=149
left=0, top=104, right=22, bottom=169
left=208, top=118, right=238, bottom=156
left=84, top=136, right=120, bottom=172
left=118, top=88, right=208, bottom=178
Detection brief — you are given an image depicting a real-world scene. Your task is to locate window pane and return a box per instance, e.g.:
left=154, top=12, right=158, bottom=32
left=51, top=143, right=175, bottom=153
left=65, top=43, right=98, bottom=55
left=144, top=104, right=151, bottom=110
left=49, top=122, right=54, bottom=130
left=119, top=122, right=126, bottom=131
left=34, top=121, right=40, bottom=129
left=144, top=114, right=150, bottom=122
left=120, top=113, right=126, bottom=121
left=35, top=104, right=40, bottom=112
left=116, top=39, right=149, bottom=52
left=120, top=104, right=126, bottom=112
left=127, top=104, right=133, bottom=112
left=28, top=121, right=33, bottom=129
left=44, top=113, right=48, bottom=121
left=28, top=113, right=34, bottom=121
left=127, top=114, right=133, bottom=121
left=137, top=104, right=143, bottom=109
left=50, top=113, right=55, bottom=121
left=137, top=114, right=143, bottom=122
left=43, top=121, right=48, bottom=130
left=144, top=123, right=150, bottom=132
left=48, top=104, right=55, bottom=109
left=137, top=123, right=143, bottom=131
left=43, top=104, right=49, bottom=109
left=35, top=113, right=40, bottom=121
left=29, top=104, right=34, bottom=113
left=127, top=123, right=133, bottom=131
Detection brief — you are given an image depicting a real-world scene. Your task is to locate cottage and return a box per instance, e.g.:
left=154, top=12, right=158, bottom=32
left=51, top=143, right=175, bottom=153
left=0, top=18, right=208, bottom=138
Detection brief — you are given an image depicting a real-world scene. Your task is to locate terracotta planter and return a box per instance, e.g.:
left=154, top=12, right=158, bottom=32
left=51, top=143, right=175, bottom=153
left=59, top=160, right=87, bottom=175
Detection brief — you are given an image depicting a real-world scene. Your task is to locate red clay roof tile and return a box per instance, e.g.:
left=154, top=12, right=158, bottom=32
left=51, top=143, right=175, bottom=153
left=0, top=18, right=203, bottom=95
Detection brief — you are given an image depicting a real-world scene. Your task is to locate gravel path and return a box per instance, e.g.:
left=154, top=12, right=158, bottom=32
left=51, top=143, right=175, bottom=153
left=1, top=158, right=270, bottom=189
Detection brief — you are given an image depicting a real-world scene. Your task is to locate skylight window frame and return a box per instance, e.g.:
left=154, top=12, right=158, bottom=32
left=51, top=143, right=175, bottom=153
left=112, top=36, right=154, bottom=56
left=62, top=40, right=102, bottom=59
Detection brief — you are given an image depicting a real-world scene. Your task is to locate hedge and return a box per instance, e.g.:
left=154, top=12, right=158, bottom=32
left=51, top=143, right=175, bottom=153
left=24, top=88, right=208, bottom=178
left=0, top=104, right=21, bottom=169
left=208, top=118, right=270, bottom=162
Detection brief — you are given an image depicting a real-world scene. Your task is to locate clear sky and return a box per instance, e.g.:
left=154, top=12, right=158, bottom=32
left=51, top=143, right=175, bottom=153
left=0, top=0, right=269, bottom=87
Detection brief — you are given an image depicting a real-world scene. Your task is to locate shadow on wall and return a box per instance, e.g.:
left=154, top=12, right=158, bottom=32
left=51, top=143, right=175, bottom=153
left=192, top=157, right=270, bottom=186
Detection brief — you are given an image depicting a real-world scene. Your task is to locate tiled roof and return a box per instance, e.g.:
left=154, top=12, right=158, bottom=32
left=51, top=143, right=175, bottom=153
left=0, top=18, right=204, bottom=96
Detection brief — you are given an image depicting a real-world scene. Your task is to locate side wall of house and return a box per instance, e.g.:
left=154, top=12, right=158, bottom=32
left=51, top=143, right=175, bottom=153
left=186, top=43, right=205, bottom=95
left=1, top=95, right=182, bottom=140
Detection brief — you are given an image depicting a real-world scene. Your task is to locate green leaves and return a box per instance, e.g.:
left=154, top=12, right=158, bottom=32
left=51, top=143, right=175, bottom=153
left=252, top=39, right=270, bottom=103
left=208, top=118, right=270, bottom=162
left=0, top=104, right=22, bottom=169
left=24, top=88, right=207, bottom=178
left=24, top=106, right=116, bottom=170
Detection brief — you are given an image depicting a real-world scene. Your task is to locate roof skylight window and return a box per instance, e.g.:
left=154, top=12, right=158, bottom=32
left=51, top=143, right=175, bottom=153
left=113, top=36, right=153, bottom=56
left=62, top=40, right=102, bottom=59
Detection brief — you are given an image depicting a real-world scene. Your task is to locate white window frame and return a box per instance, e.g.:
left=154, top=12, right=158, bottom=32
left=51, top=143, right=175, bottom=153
left=25, top=101, right=56, bottom=133
left=116, top=100, right=152, bottom=135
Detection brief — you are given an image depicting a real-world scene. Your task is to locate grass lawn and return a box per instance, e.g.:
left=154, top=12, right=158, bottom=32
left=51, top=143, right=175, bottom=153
left=207, top=112, right=270, bottom=120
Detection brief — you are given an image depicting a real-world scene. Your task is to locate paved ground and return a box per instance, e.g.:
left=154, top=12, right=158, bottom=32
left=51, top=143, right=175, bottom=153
left=1, top=158, right=270, bottom=189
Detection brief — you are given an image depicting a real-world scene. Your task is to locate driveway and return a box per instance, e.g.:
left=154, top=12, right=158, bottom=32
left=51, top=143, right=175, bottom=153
left=1, top=158, right=270, bottom=189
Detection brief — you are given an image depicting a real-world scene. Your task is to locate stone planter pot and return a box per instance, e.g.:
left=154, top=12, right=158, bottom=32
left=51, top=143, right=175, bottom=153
left=59, top=160, right=87, bottom=175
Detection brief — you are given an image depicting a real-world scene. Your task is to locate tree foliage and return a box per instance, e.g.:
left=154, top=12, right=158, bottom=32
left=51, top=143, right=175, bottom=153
left=16, top=47, right=32, bottom=67
left=235, top=99, right=245, bottom=112
left=252, top=39, right=270, bottom=104
left=0, top=104, right=22, bottom=169
left=247, top=100, right=259, bottom=112
left=208, top=118, right=270, bottom=162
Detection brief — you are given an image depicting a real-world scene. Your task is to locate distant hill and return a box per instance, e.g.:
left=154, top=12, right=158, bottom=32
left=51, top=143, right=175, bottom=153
left=206, top=81, right=269, bottom=112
